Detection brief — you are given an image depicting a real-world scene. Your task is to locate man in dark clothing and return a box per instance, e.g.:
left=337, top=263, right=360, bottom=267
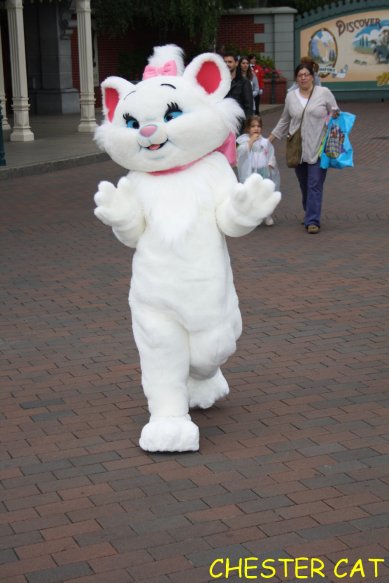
left=223, top=53, right=253, bottom=132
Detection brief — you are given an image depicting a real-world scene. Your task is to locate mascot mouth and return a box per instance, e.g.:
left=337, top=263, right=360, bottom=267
left=147, top=140, right=167, bottom=151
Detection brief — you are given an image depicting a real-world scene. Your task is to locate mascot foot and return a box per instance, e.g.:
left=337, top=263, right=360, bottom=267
left=188, top=368, right=229, bottom=409
left=139, top=414, right=199, bottom=452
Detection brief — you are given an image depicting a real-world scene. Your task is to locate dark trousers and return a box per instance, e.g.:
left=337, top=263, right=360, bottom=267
left=254, top=94, right=261, bottom=115
left=295, top=160, right=327, bottom=227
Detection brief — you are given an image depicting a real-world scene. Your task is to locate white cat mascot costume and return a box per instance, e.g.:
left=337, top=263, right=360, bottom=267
left=94, top=45, right=281, bottom=452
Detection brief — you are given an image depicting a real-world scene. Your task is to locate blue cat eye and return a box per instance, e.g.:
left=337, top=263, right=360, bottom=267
left=164, top=110, right=183, bottom=122
left=164, top=102, right=183, bottom=123
left=123, top=114, right=139, bottom=129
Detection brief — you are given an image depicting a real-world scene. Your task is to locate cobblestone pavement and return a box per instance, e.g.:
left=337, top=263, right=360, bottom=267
left=1, top=102, right=388, bottom=582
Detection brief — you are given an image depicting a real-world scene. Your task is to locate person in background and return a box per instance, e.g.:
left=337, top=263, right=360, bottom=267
left=239, top=56, right=260, bottom=115
left=223, top=52, right=254, bottom=132
left=268, top=63, right=339, bottom=234
left=248, top=54, right=265, bottom=114
left=237, top=115, right=280, bottom=227
left=288, top=56, right=321, bottom=92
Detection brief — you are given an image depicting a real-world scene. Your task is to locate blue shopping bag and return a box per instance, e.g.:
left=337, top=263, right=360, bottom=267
left=320, top=112, right=356, bottom=169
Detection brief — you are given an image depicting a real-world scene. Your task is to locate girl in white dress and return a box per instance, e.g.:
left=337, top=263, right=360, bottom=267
left=237, top=116, right=280, bottom=226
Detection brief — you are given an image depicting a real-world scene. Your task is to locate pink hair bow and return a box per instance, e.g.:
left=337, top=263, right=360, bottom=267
left=143, top=60, right=177, bottom=80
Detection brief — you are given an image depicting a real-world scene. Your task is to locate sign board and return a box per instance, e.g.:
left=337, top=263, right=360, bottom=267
left=299, top=10, right=389, bottom=89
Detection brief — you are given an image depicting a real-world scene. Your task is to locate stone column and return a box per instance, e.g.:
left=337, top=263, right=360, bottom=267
left=273, top=10, right=296, bottom=88
left=0, top=22, right=11, bottom=131
left=76, top=0, right=96, bottom=132
left=6, top=0, right=34, bottom=141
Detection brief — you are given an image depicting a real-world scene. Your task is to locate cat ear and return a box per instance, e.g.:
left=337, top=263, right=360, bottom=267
left=101, top=77, right=135, bottom=122
left=183, top=53, right=231, bottom=101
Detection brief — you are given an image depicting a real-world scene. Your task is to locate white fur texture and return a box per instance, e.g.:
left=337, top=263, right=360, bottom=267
left=147, top=44, right=185, bottom=76
left=139, top=415, right=199, bottom=452
left=188, top=369, right=230, bottom=409
left=94, top=45, right=281, bottom=452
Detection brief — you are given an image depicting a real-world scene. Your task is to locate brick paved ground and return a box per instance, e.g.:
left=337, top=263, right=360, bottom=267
left=1, top=102, right=388, bottom=582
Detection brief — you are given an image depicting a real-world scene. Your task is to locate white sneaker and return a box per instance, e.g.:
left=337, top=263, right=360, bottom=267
left=265, top=216, right=274, bottom=226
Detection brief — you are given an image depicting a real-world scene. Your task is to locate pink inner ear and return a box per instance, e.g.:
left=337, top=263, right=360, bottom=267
left=104, top=87, right=120, bottom=122
left=196, top=61, right=222, bottom=94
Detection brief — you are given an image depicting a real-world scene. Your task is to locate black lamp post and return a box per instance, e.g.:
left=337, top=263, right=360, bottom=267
left=0, top=99, right=6, bottom=166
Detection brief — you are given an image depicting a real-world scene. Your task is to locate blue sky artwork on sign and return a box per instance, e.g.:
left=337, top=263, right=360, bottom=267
left=352, top=20, right=389, bottom=63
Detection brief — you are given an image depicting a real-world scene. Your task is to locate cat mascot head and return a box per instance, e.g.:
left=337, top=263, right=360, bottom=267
left=95, top=45, right=243, bottom=173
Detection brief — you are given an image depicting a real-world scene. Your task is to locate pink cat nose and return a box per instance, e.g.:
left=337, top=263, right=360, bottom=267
left=139, top=124, right=158, bottom=137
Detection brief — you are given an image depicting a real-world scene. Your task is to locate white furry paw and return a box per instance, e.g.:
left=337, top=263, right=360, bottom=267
left=94, top=177, right=138, bottom=227
left=188, top=369, right=229, bottom=409
left=139, top=415, right=199, bottom=452
left=233, top=173, right=281, bottom=224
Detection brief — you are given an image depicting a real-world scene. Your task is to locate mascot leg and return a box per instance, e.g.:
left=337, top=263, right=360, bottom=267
left=132, top=309, right=199, bottom=452
left=188, top=311, right=242, bottom=409
left=188, top=368, right=229, bottom=409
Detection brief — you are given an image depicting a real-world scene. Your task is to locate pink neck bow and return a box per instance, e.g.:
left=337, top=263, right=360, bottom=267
left=143, top=60, right=177, bottom=80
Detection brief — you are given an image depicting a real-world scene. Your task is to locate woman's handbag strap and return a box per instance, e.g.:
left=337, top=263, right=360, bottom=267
left=299, top=87, right=314, bottom=129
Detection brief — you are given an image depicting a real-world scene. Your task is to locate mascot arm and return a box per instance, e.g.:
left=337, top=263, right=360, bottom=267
left=94, top=176, right=145, bottom=248
left=216, top=173, right=281, bottom=237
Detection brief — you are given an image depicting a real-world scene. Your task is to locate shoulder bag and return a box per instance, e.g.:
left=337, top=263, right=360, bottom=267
left=286, top=88, right=314, bottom=168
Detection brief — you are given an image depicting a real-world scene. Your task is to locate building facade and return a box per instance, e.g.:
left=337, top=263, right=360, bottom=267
left=0, top=0, right=95, bottom=141
left=1, top=1, right=387, bottom=141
